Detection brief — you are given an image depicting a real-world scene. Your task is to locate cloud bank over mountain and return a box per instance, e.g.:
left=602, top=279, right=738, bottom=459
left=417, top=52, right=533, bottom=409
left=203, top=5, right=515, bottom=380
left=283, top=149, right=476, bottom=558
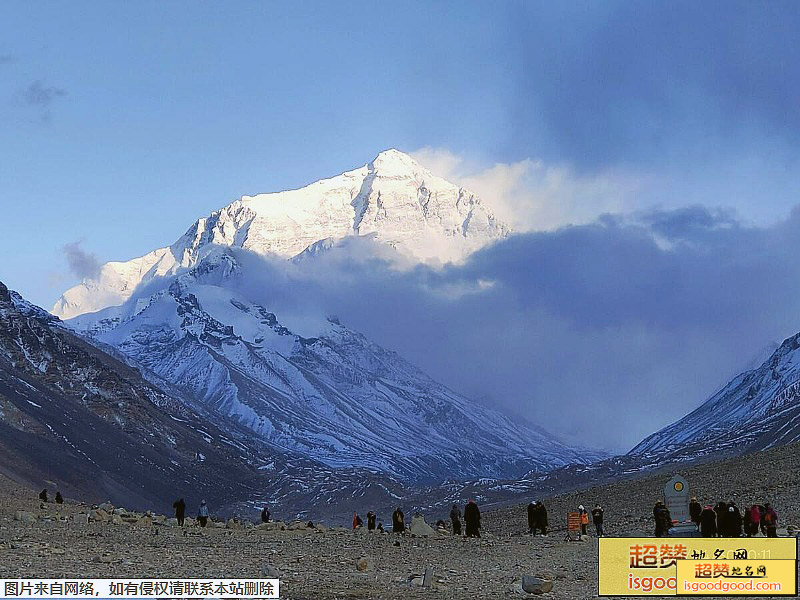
left=220, top=205, right=800, bottom=451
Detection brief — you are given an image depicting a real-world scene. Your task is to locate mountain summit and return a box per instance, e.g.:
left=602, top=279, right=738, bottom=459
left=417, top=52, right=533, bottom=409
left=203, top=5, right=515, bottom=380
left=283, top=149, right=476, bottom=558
left=53, top=150, right=509, bottom=319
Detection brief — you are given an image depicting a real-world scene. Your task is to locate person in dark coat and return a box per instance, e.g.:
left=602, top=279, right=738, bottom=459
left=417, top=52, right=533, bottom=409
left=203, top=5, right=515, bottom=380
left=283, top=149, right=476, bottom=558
left=527, top=501, right=537, bottom=535
left=367, top=511, right=376, bottom=531
left=536, top=501, right=548, bottom=535
left=392, top=507, right=405, bottom=533
left=689, top=497, right=702, bottom=526
left=260, top=506, right=270, bottom=523
left=55, top=492, right=63, bottom=504
left=763, top=503, right=778, bottom=538
left=464, top=499, right=481, bottom=538
left=173, top=498, right=186, bottom=526
left=592, top=504, right=605, bottom=537
left=727, top=503, right=742, bottom=537
left=700, top=505, right=717, bottom=538
left=714, top=502, right=727, bottom=537
left=39, top=489, right=48, bottom=502
left=450, top=504, right=462, bottom=535
left=653, top=501, right=666, bottom=537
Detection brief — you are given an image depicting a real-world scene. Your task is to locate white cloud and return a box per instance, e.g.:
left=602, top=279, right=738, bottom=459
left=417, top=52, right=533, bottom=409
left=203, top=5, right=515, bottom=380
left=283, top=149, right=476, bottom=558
left=411, top=147, right=648, bottom=231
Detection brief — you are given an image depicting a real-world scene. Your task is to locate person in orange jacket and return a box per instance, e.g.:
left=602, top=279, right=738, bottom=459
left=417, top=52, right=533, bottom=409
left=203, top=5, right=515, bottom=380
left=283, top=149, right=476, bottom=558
left=579, top=505, right=589, bottom=536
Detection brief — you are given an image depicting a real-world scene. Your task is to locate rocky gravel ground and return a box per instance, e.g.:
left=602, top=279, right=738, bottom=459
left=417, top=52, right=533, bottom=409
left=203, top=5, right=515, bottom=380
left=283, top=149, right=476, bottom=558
left=2, top=442, right=800, bottom=599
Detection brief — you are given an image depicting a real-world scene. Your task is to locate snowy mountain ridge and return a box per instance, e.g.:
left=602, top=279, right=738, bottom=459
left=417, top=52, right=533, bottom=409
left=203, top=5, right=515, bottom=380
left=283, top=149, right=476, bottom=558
left=629, top=331, right=800, bottom=460
left=68, top=247, right=601, bottom=482
left=53, top=149, right=509, bottom=319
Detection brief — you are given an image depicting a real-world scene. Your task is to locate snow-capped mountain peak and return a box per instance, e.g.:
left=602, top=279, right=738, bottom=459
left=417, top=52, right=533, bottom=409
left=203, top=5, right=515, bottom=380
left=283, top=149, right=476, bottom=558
left=53, top=150, right=509, bottom=319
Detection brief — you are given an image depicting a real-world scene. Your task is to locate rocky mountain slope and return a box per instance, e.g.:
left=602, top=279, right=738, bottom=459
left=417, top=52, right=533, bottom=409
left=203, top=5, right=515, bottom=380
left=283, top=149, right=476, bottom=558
left=1, top=280, right=611, bottom=522
left=53, top=149, right=509, bottom=319
left=65, top=249, right=599, bottom=484
left=0, top=279, right=272, bottom=511
left=630, top=330, right=800, bottom=461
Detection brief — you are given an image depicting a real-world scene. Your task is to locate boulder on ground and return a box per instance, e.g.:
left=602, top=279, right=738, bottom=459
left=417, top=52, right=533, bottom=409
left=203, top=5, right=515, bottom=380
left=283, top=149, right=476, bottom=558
left=260, top=564, right=280, bottom=578
left=409, top=515, right=437, bottom=537
left=226, top=518, right=242, bottom=530
left=522, top=576, right=553, bottom=595
left=287, top=520, right=309, bottom=531
left=89, top=509, right=109, bottom=522
left=257, top=521, right=285, bottom=532
left=113, top=507, right=127, bottom=516
left=135, top=515, right=152, bottom=527
left=98, top=502, right=114, bottom=513
left=356, top=556, right=373, bottom=572
left=14, top=511, right=35, bottom=523
left=111, top=514, right=125, bottom=526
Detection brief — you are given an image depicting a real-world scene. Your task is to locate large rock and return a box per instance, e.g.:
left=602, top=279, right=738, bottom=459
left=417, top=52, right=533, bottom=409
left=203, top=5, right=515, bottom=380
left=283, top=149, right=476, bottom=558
left=409, top=515, right=437, bottom=537
left=89, top=509, right=109, bottom=522
left=257, top=521, right=285, bottom=532
left=111, top=514, right=125, bottom=526
left=356, top=556, right=373, bottom=572
left=522, top=576, right=553, bottom=595
left=14, top=511, right=35, bottom=523
left=98, top=502, right=114, bottom=513
left=287, top=520, right=309, bottom=531
left=113, top=507, right=127, bottom=516
left=226, top=518, right=242, bottom=530
left=260, top=564, right=280, bottom=578
left=135, top=515, right=153, bottom=527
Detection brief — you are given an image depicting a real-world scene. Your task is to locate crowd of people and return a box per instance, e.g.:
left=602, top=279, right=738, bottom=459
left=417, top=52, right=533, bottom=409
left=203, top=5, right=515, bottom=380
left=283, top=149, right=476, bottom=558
left=35, top=487, right=782, bottom=540
left=688, top=498, right=779, bottom=538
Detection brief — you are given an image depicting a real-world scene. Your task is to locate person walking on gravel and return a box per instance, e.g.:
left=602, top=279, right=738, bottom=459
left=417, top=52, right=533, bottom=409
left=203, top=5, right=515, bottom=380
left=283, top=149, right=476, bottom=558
left=747, top=504, right=761, bottom=536
left=173, top=498, right=186, bottom=526
left=464, top=499, right=481, bottom=538
left=592, top=504, right=605, bottom=537
left=39, top=489, right=48, bottom=503
left=450, top=504, right=462, bottom=535
left=527, top=501, right=537, bottom=535
left=700, top=504, right=717, bottom=538
left=578, top=505, right=589, bottom=537
left=689, top=497, right=702, bottom=527
left=392, top=507, right=405, bottom=533
left=763, top=503, right=778, bottom=538
left=537, top=501, right=548, bottom=535
left=197, top=500, right=209, bottom=527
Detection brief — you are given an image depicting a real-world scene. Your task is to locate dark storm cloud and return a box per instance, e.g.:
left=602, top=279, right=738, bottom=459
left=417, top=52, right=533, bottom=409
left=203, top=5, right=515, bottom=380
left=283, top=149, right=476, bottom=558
left=506, top=1, right=800, bottom=169
left=222, top=206, right=800, bottom=452
left=62, top=242, right=101, bottom=280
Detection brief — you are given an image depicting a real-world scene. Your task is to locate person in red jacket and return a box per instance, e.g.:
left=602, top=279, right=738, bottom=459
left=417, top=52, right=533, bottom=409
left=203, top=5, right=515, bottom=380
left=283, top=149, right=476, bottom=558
left=763, top=504, right=778, bottom=538
left=748, top=504, right=761, bottom=537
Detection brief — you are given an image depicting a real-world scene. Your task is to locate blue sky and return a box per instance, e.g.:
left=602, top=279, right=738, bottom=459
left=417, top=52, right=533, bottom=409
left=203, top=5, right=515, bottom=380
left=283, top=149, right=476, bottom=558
left=2, top=1, right=800, bottom=308
left=3, top=2, right=800, bottom=449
